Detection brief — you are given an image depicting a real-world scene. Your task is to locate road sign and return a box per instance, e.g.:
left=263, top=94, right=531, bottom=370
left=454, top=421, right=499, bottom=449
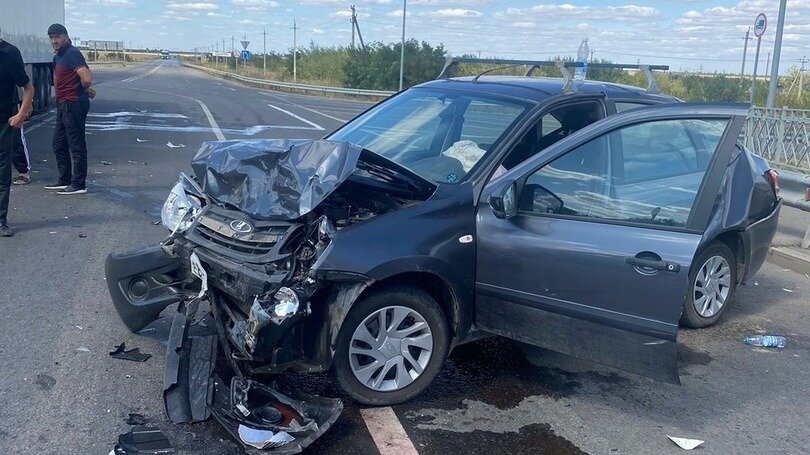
left=240, top=50, right=251, bottom=61
left=754, top=13, right=767, bottom=37
left=241, top=40, right=250, bottom=50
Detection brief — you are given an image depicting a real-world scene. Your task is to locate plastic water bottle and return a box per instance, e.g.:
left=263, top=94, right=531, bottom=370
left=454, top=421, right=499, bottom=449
left=574, top=38, right=589, bottom=82
left=742, top=335, right=786, bottom=348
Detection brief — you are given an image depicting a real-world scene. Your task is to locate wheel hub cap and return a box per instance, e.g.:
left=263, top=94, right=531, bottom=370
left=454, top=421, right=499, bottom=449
left=349, top=305, right=433, bottom=392
left=693, top=255, right=731, bottom=318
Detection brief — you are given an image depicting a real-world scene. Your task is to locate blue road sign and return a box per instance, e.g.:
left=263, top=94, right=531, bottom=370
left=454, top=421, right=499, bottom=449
left=240, top=50, right=251, bottom=60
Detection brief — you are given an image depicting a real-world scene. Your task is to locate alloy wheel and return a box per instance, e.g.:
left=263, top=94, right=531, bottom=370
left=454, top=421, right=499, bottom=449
left=348, top=305, right=434, bottom=392
left=693, top=255, right=732, bottom=318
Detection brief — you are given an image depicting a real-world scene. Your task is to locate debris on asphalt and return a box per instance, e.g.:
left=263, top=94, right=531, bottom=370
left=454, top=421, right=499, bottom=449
left=237, top=425, right=295, bottom=450
left=110, top=342, right=152, bottom=362
left=667, top=435, right=705, bottom=450
left=742, top=335, right=786, bottom=348
left=136, top=138, right=148, bottom=143
left=126, top=413, right=148, bottom=425
left=152, top=220, right=161, bottom=225
left=78, top=233, right=87, bottom=238
left=166, top=142, right=186, bottom=148
left=76, top=347, right=91, bottom=353
left=111, top=426, right=175, bottom=454
left=782, top=288, right=794, bottom=293
left=102, top=160, right=113, bottom=165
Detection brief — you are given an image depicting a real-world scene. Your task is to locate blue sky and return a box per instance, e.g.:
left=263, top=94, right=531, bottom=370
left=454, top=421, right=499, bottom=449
left=65, top=0, right=810, bottom=73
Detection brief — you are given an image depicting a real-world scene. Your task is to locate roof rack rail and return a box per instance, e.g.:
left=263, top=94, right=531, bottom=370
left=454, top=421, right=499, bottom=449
left=437, top=57, right=670, bottom=94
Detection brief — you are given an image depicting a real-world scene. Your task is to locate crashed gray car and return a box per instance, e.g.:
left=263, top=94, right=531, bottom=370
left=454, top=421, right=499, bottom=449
left=106, top=76, right=781, bottom=451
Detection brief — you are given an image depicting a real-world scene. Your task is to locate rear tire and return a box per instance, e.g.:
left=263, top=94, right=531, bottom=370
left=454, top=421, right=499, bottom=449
left=333, top=286, right=449, bottom=406
left=680, top=242, right=737, bottom=328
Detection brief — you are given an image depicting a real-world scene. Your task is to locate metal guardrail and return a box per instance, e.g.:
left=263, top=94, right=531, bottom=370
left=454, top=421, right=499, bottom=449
left=745, top=107, right=810, bottom=172
left=181, top=62, right=395, bottom=100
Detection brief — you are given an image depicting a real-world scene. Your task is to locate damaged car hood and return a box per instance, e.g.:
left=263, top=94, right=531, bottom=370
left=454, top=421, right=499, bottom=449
left=191, top=139, right=434, bottom=221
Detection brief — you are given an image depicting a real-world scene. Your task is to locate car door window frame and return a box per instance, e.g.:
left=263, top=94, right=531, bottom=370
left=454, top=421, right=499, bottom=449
left=504, top=112, right=746, bottom=235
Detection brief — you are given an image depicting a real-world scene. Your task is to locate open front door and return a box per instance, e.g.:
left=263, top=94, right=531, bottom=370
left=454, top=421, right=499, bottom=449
left=475, top=104, right=748, bottom=384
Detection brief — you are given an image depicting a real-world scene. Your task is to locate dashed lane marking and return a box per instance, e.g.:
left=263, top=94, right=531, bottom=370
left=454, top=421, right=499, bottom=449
left=360, top=407, right=419, bottom=455
left=196, top=99, right=226, bottom=141
left=121, top=63, right=164, bottom=84
left=260, top=92, right=351, bottom=123
left=266, top=104, right=325, bottom=131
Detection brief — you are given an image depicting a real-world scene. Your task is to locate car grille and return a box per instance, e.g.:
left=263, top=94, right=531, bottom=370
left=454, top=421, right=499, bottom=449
left=187, top=207, right=299, bottom=261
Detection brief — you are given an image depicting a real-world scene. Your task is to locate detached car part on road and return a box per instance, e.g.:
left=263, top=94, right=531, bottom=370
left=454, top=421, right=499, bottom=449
left=106, top=74, right=781, bottom=438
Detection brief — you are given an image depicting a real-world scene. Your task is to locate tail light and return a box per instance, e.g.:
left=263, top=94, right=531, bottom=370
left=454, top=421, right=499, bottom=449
left=764, top=169, right=779, bottom=197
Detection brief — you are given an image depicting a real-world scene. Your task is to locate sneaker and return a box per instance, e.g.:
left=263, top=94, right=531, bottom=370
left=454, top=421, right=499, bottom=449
left=0, top=224, right=13, bottom=237
left=13, top=173, right=30, bottom=185
left=45, top=181, right=70, bottom=190
left=57, top=184, right=88, bottom=195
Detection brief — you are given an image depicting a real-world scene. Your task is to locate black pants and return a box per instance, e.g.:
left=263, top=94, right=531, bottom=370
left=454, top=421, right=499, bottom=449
left=12, top=123, right=29, bottom=174
left=53, top=99, right=90, bottom=188
left=0, top=121, right=13, bottom=224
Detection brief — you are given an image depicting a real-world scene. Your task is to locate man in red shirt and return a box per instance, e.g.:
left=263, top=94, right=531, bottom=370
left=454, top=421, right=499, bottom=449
left=43, top=23, right=96, bottom=195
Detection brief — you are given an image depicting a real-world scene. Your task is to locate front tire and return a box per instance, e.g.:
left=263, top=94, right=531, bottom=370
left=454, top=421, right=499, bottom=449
left=333, top=286, right=449, bottom=406
left=680, top=242, right=737, bottom=328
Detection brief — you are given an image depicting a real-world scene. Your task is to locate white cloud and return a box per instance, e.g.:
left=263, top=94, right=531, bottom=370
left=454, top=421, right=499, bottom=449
left=512, top=21, right=535, bottom=29
left=166, top=3, right=219, bottom=11
left=426, top=9, right=483, bottom=18
left=386, top=9, right=411, bottom=18
left=231, top=0, right=279, bottom=12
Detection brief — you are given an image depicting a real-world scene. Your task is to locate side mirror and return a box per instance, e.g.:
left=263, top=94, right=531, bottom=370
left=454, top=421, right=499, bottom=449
left=490, top=181, right=518, bottom=219
left=528, top=184, right=564, bottom=214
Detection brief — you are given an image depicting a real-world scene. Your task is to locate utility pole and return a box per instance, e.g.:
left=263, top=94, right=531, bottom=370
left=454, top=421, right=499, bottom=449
left=399, top=0, right=407, bottom=91
left=222, top=38, right=227, bottom=69
left=292, top=20, right=298, bottom=81
left=350, top=5, right=356, bottom=48
left=799, top=56, right=808, bottom=99
left=589, top=50, right=594, bottom=61
left=740, top=27, right=751, bottom=80
left=231, top=35, right=235, bottom=70
left=765, top=51, right=771, bottom=79
left=262, top=28, right=267, bottom=76
left=767, top=0, right=787, bottom=108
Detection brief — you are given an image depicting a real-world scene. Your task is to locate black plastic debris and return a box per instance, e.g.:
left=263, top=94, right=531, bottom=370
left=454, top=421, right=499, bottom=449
left=163, top=299, right=217, bottom=424
left=190, top=139, right=362, bottom=221
left=113, top=426, right=174, bottom=454
left=126, top=413, right=148, bottom=425
left=210, top=376, right=343, bottom=454
left=110, top=342, right=152, bottom=362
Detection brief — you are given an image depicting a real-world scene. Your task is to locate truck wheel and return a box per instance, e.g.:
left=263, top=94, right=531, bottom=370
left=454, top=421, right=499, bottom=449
left=680, top=242, right=737, bottom=328
left=333, top=286, right=449, bottom=406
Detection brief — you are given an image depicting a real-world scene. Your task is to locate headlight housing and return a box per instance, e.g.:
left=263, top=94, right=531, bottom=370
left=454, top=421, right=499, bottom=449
left=161, top=182, right=201, bottom=233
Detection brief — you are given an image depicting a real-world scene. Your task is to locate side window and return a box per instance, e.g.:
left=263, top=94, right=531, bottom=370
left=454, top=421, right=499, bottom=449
left=520, top=118, right=730, bottom=228
left=615, top=102, right=651, bottom=113
left=460, top=100, right=525, bottom=151
left=501, top=101, right=602, bottom=170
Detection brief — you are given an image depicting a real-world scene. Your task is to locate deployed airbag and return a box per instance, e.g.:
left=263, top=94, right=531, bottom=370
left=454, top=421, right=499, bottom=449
left=191, top=139, right=362, bottom=220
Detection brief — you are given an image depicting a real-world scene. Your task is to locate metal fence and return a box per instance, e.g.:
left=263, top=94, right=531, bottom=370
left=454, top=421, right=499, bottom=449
left=745, top=107, right=810, bottom=172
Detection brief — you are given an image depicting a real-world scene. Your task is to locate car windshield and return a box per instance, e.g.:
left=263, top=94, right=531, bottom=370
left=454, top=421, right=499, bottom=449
left=328, top=88, right=530, bottom=184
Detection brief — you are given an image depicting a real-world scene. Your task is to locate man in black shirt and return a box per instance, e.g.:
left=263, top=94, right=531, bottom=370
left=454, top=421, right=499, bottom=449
left=0, top=36, right=35, bottom=237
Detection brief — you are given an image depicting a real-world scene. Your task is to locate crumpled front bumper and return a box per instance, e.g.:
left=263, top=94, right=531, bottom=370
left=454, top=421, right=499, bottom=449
left=105, top=245, right=186, bottom=333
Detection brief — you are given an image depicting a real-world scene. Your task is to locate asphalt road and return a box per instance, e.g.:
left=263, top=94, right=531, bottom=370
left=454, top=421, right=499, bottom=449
left=0, top=59, right=807, bottom=455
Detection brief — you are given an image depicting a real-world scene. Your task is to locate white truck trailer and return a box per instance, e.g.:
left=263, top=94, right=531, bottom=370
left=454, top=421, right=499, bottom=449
left=0, top=0, right=65, bottom=113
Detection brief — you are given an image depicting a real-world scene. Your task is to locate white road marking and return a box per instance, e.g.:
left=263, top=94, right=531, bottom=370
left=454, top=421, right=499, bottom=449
left=84, top=123, right=318, bottom=135
left=360, top=407, right=419, bottom=455
left=196, top=99, right=227, bottom=140
left=287, top=103, right=348, bottom=122
left=89, top=111, right=188, bottom=119
left=23, top=114, right=55, bottom=133
left=266, top=104, right=325, bottom=131
left=121, top=63, right=164, bottom=83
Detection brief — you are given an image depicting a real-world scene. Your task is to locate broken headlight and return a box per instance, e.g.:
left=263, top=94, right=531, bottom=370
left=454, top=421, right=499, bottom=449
left=161, top=181, right=201, bottom=233
left=272, top=287, right=300, bottom=321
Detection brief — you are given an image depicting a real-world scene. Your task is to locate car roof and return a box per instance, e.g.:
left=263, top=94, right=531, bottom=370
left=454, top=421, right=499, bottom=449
left=415, top=76, right=678, bottom=104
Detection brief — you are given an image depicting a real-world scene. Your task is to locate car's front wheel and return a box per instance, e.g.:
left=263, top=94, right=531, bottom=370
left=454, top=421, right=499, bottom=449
left=680, top=242, right=737, bottom=328
left=333, top=286, right=449, bottom=406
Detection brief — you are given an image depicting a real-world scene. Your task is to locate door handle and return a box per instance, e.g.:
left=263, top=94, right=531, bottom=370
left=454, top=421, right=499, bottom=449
left=625, top=257, right=681, bottom=273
